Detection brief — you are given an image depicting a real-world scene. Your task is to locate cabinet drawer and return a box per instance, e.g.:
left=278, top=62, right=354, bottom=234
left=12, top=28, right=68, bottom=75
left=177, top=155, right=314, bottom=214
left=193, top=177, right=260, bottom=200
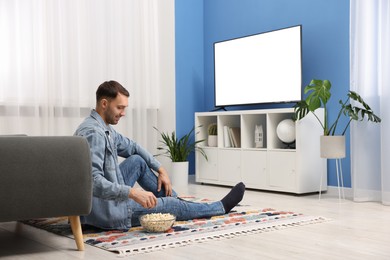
left=268, top=151, right=296, bottom=190
left=242, top=150, right=267, bottom=189
left=218, top=149, right=241, bottom=184
left=196, top=148, right=218, bottom=181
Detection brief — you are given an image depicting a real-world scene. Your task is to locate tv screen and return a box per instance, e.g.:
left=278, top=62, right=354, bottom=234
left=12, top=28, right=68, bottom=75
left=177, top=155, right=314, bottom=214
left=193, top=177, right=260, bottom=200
left=214, top=25, right=302, bottom=108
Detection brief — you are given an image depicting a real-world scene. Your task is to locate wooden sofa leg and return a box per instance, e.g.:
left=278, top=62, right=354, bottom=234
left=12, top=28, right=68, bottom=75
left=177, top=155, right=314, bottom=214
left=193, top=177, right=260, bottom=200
left=69, top=216, right=84, bottom=251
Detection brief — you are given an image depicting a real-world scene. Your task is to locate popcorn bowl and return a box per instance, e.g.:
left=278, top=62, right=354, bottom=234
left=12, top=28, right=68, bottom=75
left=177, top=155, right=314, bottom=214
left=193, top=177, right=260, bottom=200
left=139, top=213, right=176, bottom=233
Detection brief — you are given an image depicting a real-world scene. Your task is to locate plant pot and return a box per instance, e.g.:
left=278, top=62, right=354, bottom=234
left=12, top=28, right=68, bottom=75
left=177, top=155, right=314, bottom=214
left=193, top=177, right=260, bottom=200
left=320, top=135, right=346, bottom=159
left=208, top=135, right=217, bottom=147
left=170, top=161, right=189, bottom=187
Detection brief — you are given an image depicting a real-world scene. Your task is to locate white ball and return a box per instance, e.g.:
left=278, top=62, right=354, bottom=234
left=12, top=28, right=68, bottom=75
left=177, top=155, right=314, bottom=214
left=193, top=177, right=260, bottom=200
left=276, top=119, right=296, bottom=143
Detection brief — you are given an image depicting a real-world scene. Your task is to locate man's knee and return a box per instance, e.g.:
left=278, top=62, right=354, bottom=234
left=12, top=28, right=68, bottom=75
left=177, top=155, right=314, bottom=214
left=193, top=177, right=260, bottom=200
left=127, top=154, right=146, bottom=165
left=121, top=154, right=147, bottom=171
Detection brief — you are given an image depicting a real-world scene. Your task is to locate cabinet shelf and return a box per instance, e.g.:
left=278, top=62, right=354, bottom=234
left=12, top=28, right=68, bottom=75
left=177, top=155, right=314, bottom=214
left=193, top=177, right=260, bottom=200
left=195, top=108, right=327, bottom=194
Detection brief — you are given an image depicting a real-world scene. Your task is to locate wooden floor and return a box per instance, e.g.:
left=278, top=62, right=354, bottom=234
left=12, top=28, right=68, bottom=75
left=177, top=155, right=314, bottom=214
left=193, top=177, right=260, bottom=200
left=1, top=177, right=390, bottom=260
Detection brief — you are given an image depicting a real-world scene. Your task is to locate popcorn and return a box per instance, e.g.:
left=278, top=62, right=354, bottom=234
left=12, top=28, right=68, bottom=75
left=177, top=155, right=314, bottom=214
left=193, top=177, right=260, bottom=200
left=139, top=213, right=176, bottom=232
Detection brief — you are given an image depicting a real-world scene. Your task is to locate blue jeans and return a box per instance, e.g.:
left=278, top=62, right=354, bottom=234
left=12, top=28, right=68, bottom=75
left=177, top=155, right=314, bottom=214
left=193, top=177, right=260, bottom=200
left=120, top=155, right=225, bottom=226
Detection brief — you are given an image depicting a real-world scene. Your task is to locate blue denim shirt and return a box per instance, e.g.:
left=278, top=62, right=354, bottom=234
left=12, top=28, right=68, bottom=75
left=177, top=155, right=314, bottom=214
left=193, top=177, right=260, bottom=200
left=74, top=110, right=161, bottom=229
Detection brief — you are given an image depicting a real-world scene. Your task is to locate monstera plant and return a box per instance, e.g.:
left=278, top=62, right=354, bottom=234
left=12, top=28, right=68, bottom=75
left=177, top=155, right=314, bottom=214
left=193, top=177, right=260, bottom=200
left=293, top=79, right=381, bottom=159
left=293, top=79, right=381, bottom=136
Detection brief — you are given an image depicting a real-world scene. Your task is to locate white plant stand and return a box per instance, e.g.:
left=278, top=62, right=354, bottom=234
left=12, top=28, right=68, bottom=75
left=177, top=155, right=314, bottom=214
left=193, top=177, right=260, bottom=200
left=319, top=135, right=346, bottom=201
left=319, top=158, right=345, bottom=201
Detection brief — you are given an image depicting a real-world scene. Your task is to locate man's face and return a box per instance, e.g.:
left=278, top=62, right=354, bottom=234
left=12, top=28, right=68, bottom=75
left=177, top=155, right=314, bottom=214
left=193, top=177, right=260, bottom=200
left=102, top=93, right=128, bottom=125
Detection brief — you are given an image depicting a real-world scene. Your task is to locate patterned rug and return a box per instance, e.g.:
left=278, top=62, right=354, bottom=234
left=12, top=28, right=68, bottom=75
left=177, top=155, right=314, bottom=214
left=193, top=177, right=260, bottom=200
left=22, top=198, right=328, bottom=256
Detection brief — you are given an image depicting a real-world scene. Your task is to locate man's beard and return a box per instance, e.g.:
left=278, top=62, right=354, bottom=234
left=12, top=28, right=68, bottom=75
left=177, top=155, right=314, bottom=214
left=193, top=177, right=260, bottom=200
left=105, top=110, right=120, bottom=125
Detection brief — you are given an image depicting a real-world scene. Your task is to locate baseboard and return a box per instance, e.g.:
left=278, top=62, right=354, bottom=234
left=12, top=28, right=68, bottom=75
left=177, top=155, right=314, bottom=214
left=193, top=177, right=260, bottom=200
left=323, top=185, right=352, bottom=199
left=190, top=175, right=353, bottom=199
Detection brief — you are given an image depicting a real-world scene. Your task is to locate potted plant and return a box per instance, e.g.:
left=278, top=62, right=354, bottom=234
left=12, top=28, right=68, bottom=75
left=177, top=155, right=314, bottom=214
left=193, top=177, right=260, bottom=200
left=154, top=126, right=207, bottom=187
left=207, top=123, right=218, bottom=147
left=293, top=79, right=381, bottom=158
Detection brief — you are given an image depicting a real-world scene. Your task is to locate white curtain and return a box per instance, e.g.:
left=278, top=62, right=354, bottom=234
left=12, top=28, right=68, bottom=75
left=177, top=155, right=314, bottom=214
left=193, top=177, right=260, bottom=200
left=0, top=0, right=170, bottom=151
left=350, top=0, right=390, bottom=205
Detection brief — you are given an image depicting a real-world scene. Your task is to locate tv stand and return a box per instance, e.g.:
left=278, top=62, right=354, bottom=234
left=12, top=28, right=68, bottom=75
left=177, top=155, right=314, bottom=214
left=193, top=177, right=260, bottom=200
left=211, top=106, right=227, bottom=112
left=195, top=108, right=327, bottom=194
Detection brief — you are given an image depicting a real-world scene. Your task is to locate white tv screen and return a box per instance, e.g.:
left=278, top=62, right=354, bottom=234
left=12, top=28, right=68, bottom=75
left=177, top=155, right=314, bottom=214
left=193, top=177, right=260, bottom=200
left=214, top=25, right=302, bottom=107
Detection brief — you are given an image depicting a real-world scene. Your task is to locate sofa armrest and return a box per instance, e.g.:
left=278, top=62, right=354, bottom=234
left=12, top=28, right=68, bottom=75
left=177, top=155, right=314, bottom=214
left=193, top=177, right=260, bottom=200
left=0, top=136, right=92, bottom=222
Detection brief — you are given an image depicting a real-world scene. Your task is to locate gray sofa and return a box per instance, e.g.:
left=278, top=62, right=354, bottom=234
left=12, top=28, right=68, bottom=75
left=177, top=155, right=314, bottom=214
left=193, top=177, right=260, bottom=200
left=0, top=136, right=92, bottom=251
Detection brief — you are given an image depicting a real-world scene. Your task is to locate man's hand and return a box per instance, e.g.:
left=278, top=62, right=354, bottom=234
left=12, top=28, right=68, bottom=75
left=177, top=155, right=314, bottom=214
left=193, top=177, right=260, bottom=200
left=157, top=167, right=173, bottom=196
left=129, top=188, right=157, bottom=209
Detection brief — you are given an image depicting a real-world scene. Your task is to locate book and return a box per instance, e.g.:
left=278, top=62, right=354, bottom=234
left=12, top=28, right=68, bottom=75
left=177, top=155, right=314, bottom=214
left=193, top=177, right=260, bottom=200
left=230, top=127, right=241, bottom=148
left=223, top=126, right=231, bottom=147
left=228, top=127, right=235, bottom=147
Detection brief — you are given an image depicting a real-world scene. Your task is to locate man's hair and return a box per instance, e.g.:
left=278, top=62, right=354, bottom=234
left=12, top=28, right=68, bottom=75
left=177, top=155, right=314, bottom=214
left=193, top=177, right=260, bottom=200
left=96, top=81, right=130, bottom=102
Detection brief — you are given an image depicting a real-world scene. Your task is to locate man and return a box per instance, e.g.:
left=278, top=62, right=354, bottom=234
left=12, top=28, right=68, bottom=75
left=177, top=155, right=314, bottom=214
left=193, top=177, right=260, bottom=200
left=74, top=80, right=245, bottom=230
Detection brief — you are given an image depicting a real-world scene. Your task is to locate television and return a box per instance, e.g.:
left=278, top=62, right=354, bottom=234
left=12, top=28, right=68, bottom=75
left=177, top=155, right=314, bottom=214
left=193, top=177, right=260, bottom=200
left=214, top=25, right=302, bottom=108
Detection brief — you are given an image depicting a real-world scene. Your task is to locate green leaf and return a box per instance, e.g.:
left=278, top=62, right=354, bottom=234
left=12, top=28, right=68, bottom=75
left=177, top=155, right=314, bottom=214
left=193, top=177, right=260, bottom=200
left=295, top=79, right=381, bottom=136
left=293, top=100, right=309, bottom=121
left=154, top=126, right=207, bottom=162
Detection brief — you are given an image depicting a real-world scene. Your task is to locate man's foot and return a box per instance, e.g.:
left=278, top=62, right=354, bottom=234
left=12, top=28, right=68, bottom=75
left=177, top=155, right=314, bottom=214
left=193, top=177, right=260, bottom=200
left=221, top=182, right=245, bottom=213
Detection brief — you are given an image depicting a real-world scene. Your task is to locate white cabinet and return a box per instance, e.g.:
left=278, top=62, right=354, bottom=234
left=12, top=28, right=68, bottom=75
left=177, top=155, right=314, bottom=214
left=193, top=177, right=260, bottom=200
left=241, top=150, right=267, bottom=189
left=218, top=149, right=241, bottom=184
left=268, top=151, right=296, bottom=191
left=197, top=148, right=218, bottom=181
left=195, top=108, right=327, bottom=194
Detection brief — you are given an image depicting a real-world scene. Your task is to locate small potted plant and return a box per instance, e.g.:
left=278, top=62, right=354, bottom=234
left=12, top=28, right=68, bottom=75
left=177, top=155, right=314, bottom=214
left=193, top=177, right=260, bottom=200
left=154, top=126, right=207, bottom=187
left=207, top=123, right=218, bottom=147
left=293, top=79, right=381, bottom=158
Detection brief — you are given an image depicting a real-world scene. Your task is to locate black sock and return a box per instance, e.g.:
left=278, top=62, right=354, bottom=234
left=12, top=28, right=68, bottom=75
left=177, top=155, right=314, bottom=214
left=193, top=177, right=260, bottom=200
left=221, top=182, right=245, bottom=213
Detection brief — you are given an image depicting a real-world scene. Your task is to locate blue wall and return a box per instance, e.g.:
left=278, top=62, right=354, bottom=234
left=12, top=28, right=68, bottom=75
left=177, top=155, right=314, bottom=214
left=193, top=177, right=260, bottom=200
left=175, top=0, right=205, bottom=174
left=175, top=0, right=351, bottom=187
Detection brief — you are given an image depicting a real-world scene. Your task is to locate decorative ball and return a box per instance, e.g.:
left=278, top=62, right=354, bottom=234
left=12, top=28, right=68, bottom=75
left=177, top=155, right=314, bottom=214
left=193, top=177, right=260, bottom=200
left=276, top=119, right=296, bottom=143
